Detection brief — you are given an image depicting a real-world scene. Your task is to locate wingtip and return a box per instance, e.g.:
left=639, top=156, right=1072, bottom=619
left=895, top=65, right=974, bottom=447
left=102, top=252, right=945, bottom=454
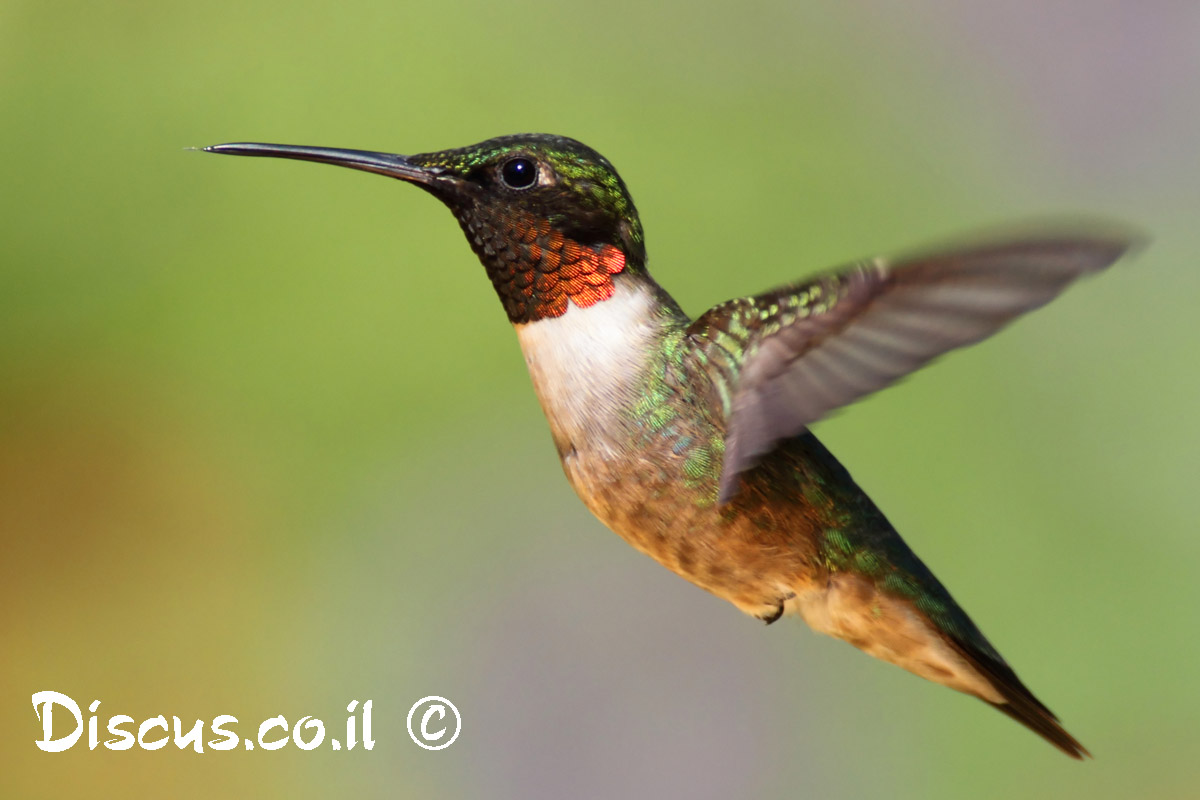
left=1108, top=229, right=1150, bottom=263
left=1057, top=221, right=1149, bottom=273
left=902, top=218, right=1149, bottom=275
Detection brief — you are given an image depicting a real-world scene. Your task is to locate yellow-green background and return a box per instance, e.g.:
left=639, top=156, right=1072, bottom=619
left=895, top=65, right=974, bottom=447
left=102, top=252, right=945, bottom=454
left=3, top=2, right=1197, bottom=797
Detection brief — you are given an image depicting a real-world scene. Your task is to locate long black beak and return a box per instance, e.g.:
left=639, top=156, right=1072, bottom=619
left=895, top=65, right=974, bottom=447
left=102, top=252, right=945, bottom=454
left=203, top=142, right=440, bottom=185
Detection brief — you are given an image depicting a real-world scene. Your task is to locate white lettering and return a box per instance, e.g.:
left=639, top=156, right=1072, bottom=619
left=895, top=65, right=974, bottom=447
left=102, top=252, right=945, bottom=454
left=173, top=717, right=205, bottom=753
left=420, top=705, right=447, bottom=742
left=105, top=715, right=135, bottom=750
left=257, top=716, right=288, bottom=751
left=208, top=715, right=239, bottom=751
left=138, top=716, right=169, bottom=750
left=88, top=700, right=101, bottom=750
left=292, top=716, right=325, bottom=751
left=32, top=691, right=83, bottom=753
left=362, top=700, right=374, bottom=750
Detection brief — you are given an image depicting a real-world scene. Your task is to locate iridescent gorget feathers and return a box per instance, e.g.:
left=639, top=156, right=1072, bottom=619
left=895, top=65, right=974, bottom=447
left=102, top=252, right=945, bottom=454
left=407, top=135, right=647, bottom=322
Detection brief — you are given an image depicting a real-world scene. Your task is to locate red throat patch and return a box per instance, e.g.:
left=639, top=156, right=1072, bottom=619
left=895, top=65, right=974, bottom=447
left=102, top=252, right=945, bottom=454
left=463, top=208, right=628, bottom=323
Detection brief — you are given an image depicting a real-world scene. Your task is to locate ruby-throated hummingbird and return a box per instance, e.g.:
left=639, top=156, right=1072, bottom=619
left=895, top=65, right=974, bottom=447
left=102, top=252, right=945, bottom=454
left=205, top=134, right=1135, bottom=758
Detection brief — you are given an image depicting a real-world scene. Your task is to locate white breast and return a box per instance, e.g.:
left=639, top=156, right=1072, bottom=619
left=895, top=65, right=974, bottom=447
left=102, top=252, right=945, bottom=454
left=514, top=279, right=662, bottom=458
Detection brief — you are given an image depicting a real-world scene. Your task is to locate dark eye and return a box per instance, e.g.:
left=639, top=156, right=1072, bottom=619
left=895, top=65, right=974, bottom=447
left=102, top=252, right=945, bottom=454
left=500, top=157, right=537, bottom=189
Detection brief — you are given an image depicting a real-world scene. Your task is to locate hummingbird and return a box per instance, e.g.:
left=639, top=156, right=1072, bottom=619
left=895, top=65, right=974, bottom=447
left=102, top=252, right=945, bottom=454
left=205, top=134, right=1135, bottom=758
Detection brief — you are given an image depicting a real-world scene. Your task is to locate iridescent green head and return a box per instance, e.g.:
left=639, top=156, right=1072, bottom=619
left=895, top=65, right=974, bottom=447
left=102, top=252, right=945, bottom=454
left=205, top=134, right=646, bottom=322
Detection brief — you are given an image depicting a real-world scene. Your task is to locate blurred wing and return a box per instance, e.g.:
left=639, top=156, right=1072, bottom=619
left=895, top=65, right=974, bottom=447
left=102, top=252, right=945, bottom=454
left=688, top=232, right=1137, bottom=504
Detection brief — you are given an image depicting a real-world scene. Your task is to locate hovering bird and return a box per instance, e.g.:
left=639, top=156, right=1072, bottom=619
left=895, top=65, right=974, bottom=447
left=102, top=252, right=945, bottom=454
left=206, top=134, right=1136, bottom=757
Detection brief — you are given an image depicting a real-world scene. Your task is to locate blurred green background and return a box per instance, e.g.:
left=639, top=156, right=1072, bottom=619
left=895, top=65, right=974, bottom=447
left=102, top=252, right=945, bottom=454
left=3, top=1, right=1198, bottom=797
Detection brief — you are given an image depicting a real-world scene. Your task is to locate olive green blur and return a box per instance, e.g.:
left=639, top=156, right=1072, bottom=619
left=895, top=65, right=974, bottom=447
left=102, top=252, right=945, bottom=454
left=2, top=2, right=1197, bottom=798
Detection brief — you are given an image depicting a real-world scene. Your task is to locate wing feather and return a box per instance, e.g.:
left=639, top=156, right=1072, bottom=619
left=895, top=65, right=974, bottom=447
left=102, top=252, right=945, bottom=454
left=686, top=231, right=1139, bottom=503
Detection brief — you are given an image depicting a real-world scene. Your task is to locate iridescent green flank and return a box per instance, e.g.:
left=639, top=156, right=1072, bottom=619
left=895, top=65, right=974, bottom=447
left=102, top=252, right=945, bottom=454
left=627, top=315, right=727, bottom=502
left=792, top=438, right=992, bottom=656
left=816, top=497, right=1002, bottom=662
left=621, top=275, right=1003, bottom=661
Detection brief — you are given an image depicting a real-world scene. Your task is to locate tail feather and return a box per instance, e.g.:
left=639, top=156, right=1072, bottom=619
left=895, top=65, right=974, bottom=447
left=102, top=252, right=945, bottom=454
left=793, top=570, right=1089, bottom=758
left=947, top=637, right=1090, bottom=759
